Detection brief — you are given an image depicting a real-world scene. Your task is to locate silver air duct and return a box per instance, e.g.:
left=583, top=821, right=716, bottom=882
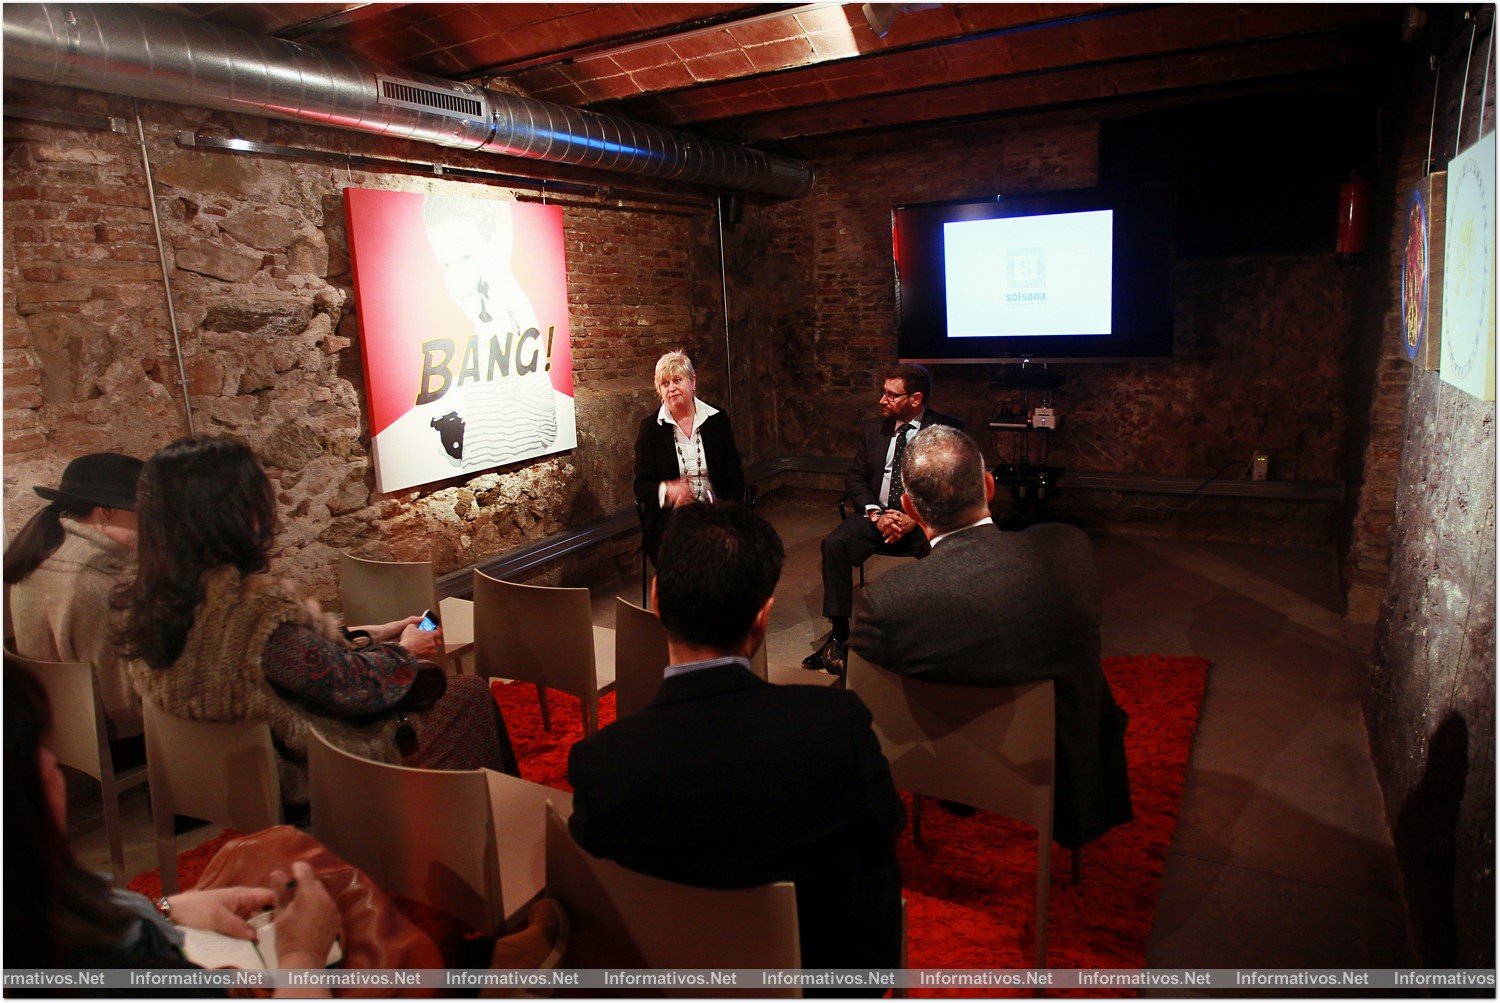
left=2, top=3, right=814, bottom=199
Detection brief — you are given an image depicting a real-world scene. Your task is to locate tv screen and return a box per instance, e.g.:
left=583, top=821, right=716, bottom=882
left=895, top=186, right=1173, bottom=363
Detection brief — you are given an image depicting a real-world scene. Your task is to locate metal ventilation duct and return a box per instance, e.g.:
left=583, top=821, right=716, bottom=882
left=2, top=3, right=815, bottom=199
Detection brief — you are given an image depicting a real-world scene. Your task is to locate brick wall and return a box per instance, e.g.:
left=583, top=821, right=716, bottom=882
left=749, top=111, right=1358, bottom=546
left=3, top=81, right=716, bottom=601
left=1362, top=11, right=1496, bottom=967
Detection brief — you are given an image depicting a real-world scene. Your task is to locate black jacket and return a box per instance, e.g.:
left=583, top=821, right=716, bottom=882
left=568, top=661, right=905, bottom=976
left=844, top=409, right=964, bottom=511
left=634, top=408, right=746, bottom=563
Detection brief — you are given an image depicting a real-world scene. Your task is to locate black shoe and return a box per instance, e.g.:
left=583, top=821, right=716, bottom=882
left=802, top=636, right=847, bottom=676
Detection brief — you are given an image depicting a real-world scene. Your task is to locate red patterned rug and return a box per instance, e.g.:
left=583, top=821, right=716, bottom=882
left=132, top=655, right=1207, bottom=993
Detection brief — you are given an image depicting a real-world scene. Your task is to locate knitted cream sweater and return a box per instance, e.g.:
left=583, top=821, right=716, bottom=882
left=11, top=517, right=143, bottom=738
left=130, top=566, right=405, bottom=806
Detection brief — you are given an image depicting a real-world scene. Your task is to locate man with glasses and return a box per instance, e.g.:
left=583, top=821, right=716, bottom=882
left=803, top=363, right=963, bottom=675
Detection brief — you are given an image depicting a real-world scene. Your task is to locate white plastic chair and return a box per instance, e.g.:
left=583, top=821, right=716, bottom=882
left=543, top=803, right=801, bottom=995
left=307, top=727, right=571, bottom=933
left=339, top=552, right=475, bottom=671
left=142, top=700, right=282, bottom=896
left=846, top=649, right=1056, bottom=968
left=473, top=571, right=615, bottom=736
left=12, top=650, right=148, bottom=886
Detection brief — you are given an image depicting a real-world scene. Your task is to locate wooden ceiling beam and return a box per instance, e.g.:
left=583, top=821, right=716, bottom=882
left=704, top=32, right=1389, bottom=144
left=620, top=5, right=1400, bottom=128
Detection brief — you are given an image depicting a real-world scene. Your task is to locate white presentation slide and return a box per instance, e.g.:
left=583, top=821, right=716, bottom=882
left=943, top=209, right=1113, bottom=337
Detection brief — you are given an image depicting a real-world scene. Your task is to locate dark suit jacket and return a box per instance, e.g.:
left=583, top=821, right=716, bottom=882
left=845, top=408, right=965, bottom=511
left=634, top=408, right=746, bottom=563
left=567, top=661, right=905, bottom=973
left=849, top=522, right=1132, bottom=847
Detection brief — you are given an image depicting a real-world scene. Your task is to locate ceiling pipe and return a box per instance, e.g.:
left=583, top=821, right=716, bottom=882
left=1, top=3, right=815, bottom=199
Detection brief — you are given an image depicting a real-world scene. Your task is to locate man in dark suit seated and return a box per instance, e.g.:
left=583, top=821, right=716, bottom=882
left=567, top=502, right=906, bottom=981
left=803, top=363, right=963, bottom=676
left=849, top=426, right=1132, bottom=849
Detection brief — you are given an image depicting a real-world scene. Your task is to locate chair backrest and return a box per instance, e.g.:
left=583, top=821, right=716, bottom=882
left=142, top=700, right=283, bottom=833
left=613, top=598, right=671, bottom=719
left=613, top=598, right=769, bottom=719
left=339, top=552, right=438, bottom=626
left=543, top=804, right=800, bottom=992
left=472, top=571, right=597, bottom=697
left=11, top=650, right=107, bottom=782
left=845, top=650, right=1055, bottom=833
left=486, top=770, right=574, bottom=928
left=307, top=726, right=501, bottom=936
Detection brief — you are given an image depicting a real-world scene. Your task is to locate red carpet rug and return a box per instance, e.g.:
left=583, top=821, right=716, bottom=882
left=491, top=655, right=1209, bottom=992
left=131, top=655, right=1207, bottom=992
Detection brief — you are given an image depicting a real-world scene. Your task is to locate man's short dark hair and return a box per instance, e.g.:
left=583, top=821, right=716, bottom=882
left=902, top=426, right=988, bottom=533
left=655, top=502, right=784, bottom=649
left=881, top=363, right=931, bottom=400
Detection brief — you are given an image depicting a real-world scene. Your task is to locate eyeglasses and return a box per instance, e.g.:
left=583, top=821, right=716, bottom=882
left=879, top=390, right=910, bottom=401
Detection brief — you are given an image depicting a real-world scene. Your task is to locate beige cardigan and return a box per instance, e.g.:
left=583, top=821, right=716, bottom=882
left=11, top=517, right=143, bottom=738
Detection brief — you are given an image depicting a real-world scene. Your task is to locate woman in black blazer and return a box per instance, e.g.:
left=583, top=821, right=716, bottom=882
left=634, top=351, right=746, bottom=565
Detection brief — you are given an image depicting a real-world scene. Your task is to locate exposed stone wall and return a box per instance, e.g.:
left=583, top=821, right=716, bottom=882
left=756, top=111, right=1357, bottom=546
left=3, top=81, right=721, bottom=602
left=1364, top=11, right=1496, bottom=967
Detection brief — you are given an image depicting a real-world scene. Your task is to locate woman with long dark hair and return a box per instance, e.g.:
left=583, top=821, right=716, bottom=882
left=118, top=435, right=517, bottom=808
left=5, top=453, right=147, bottom=747
left=3, top=661, right=340, bottom=974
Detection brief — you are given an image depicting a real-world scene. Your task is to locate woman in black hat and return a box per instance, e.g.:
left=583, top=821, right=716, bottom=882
left=5, top=453, right=148, bottom=752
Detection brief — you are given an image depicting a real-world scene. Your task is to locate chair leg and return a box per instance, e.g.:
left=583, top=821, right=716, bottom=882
left=1034, top=834, right=1051, bottom=969
left=1071, top=846, right=1081, bottom=884
left=911, top=795, right=923, bottom=846
left=155, top=812, right=180, bottom=896
left=101, top=781, right=128, bottom=887
left=536, top=684, right=551, bottom=732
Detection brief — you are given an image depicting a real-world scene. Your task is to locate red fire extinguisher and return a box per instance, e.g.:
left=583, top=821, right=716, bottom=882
left=1336, top=171, right=1370, bottom=260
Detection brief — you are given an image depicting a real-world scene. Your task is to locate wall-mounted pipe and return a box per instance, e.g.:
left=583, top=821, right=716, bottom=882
left=2, top=3, right=815, bottom=200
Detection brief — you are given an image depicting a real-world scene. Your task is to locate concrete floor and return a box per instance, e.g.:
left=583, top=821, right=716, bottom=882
left=69, top=487, right=1414, bottom=970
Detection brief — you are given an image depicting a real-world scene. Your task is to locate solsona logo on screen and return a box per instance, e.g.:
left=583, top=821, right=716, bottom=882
left=415, top=327, right=555, bottom=405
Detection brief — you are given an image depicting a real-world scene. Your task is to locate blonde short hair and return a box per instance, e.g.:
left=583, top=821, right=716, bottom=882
left=654, top=350, right=695, bottom=388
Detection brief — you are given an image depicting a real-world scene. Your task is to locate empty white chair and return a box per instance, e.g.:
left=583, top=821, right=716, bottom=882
left=473, top=571, right=615, bottom=736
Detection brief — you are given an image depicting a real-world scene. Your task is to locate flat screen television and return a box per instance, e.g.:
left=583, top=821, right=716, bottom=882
left=893, top=186, right=1174, bottom=363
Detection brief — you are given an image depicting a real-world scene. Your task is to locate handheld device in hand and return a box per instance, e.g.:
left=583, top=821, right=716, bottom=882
left=417, top=610, right=440, bottom=632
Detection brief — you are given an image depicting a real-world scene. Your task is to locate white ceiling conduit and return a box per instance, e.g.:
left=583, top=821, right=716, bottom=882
left=2, top=3, right=815, bottom=200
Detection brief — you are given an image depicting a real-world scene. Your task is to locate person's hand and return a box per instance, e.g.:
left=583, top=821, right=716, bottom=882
left=399, top=621, right=444, bottom=660
left=879, top=510, right=911, bottom=544
left=866, top=508, right=883, bottom=524
left=267, top=862, right=340, bottom=969
left=167, top=887, right=275, bottom=939
left=354, top=616, right=420, bottom=645
left=663, top=478, right=696, bottom=507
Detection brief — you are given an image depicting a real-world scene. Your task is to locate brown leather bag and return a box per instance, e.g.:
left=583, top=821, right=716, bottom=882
left=194, top=825, right=444, bottom=996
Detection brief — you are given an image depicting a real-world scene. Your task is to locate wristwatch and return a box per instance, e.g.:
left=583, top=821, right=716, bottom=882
left=155, top=896, right=174, bottom=923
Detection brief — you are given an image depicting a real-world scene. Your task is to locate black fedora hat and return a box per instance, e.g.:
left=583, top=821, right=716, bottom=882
left=34, top=453, right=145, bottom=511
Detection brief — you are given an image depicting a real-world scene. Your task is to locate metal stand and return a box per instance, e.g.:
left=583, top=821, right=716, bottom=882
left=988, top=365, right=1066, bottom=523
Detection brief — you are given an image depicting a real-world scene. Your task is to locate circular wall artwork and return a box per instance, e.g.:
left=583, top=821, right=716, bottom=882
left=1401, top=186, right=1429, bottom=364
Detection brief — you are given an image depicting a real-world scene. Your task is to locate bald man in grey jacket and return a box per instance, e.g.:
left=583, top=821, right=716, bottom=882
left=849, top=426, right=1132, bottom=848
